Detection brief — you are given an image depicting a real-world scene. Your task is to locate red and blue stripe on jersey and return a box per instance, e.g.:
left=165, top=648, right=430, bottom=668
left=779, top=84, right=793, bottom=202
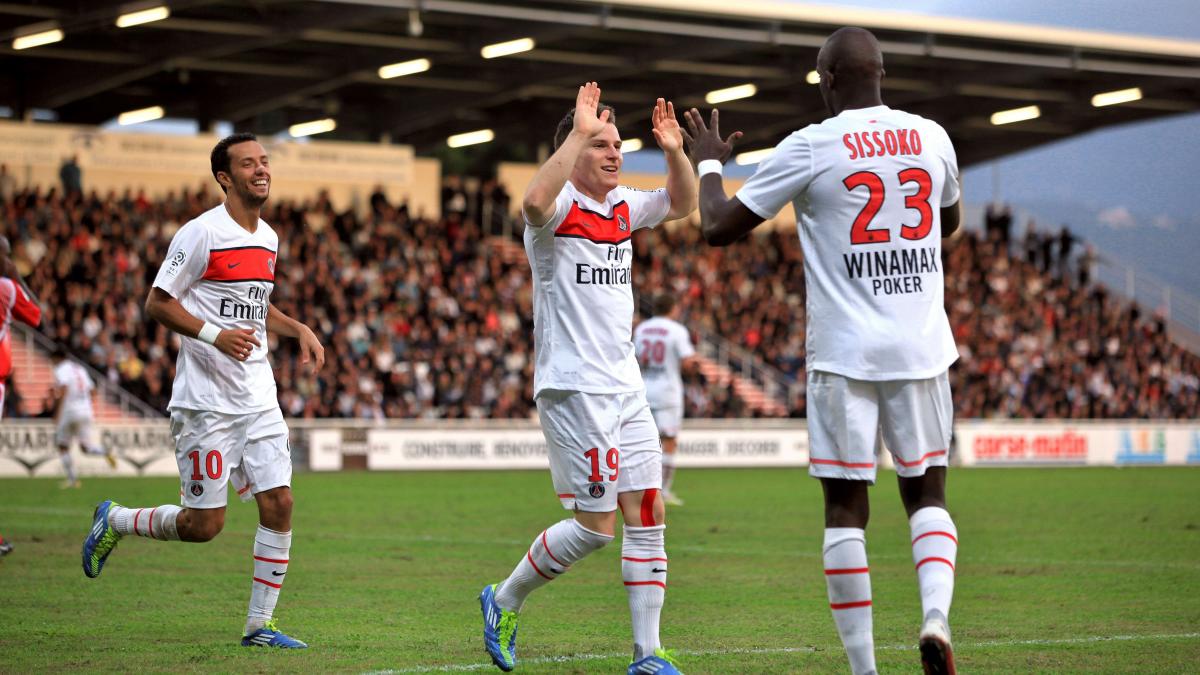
left=201, top=246, right=277, bottom=283
left=555, top=201, right=633, bottom=245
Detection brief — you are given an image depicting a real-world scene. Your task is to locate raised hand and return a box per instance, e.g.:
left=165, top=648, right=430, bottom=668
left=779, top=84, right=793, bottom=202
left=683, top=108, right=743, bottom=165
left=651, top=98, right=683, bottom=153
left=573, top=81, right=610, bottom=137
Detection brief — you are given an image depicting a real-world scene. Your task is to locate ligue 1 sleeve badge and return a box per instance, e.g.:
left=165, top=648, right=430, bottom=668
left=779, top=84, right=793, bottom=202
left=618, top=214, right=629, bottom=232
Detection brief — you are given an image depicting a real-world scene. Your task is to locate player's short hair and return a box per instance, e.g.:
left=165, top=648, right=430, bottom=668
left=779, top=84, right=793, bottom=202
left=51, top=346, right=67, bottom=360
left=554, top=104, right=616, bottom=150
left=653, top=293, right=676, bottom=316
left=210, top=132, right=259, bottom=194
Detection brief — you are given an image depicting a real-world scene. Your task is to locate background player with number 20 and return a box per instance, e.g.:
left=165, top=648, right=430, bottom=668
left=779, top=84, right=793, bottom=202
left=634, top=293, right=698, bottom=506
left=479, top=82, right=695, bottom=675
left=80, top=133, right=325, bottom=649
left=686, top=27, right=963, bottom=675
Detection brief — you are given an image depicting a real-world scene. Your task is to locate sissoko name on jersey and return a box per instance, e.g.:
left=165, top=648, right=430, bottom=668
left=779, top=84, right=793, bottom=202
left=524, top=181, right=671, bottom=397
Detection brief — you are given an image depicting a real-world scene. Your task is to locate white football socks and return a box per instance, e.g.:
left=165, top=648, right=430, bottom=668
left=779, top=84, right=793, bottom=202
left=108, top=504, right=182, bottom=541
left=910, top=507, right=958, bottom=621
left=661, top=453, right=677, bottom=494
left=622, top=524, right=667, bottom=660
left=824, top=528, right=876, bottom=675
left=59, top=452, right=76, bottom=482
left=494, top=518, right=613, bottom=612
left=246, top=525, right=292, bottom=635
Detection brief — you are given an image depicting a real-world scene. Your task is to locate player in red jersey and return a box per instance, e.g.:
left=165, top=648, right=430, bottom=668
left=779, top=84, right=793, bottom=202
left=0, top=235, right=43, bottom=418
left=0, top=235, right=41, bottom=561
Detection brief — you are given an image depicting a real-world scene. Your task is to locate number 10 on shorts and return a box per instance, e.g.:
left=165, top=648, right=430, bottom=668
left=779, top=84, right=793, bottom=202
left=188, top=449, right=223, bottom=480
left=585, top=447, right=619, bottom=482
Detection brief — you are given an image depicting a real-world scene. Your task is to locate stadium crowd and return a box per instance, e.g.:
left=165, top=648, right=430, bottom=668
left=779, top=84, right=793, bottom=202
left=1, top=184, right=1196, bottom=420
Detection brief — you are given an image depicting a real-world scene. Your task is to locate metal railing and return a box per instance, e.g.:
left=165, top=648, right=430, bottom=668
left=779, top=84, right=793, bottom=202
left=13, top=323, right=165, bottom=419
left=1091, top=253, right=1200, bottom=355
left=635, top=293, right=799, bottom=410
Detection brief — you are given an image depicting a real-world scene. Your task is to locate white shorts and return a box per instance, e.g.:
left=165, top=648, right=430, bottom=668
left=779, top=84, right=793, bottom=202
left=649, top=404, right=683, bottom=438
left=170, top=407, right=292, bottom=509
left=537, top=389, right=662, bottom=512
left=806, top=370, right=953, bottom=484
left=56, top=410, right=98, bottom=449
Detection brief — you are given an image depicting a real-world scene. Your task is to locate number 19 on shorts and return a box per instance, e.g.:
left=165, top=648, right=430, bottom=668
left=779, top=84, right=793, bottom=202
left=585, top=447, right=619, bottom=482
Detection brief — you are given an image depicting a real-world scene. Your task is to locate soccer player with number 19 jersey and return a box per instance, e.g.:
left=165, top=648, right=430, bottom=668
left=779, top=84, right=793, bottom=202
left=687, top=28, right=962, bottom=675
left=81, top=133, right=325, bottom=649
left=479, top=83, right=695, bottom=675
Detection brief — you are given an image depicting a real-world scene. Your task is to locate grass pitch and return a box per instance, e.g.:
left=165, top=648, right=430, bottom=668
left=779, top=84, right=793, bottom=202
left=1, top=467, right=1198, bottom=673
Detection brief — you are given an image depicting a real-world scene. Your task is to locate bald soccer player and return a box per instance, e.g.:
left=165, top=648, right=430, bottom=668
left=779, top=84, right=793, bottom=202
left=684, top=28, right=962, bottom=675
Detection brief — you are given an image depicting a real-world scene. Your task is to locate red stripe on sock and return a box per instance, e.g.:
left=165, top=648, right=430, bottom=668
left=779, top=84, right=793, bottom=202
left=810, top=457, right=875, bottom=468
left=147, top=507, right=157, bottom=539
left=912, top=530, right=958, bottom=545
left=824, top=567, right=869, bottom=575
left=253, top=577, right=282, bottom=589
left=133, top=508, right=144, bottom=536
left=894, top=450, right=947, bottom=468
left=541, top=530, right=567, bottom=567
left=527, top=551, right=553, bottom=580
left=916, top=556, right=955, bottom=571
left=624, top=581, right=666, bottom=589
left=253, top=555, right=289, bottom=564
left=830, top=600, right=872, bottom=610
left=640, top=488, right=658, bottom=526
left=622, top=557, right=668, bottom=563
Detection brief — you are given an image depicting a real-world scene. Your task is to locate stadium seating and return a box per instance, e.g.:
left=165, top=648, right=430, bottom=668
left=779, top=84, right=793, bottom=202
left=1, top=184, right=1195, bottom=420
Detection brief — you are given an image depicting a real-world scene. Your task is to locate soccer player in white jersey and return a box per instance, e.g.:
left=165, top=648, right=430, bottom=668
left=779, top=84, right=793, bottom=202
left=685, top=28, right=962, bottom=675
left=51, top=347, right=116, bottom=488
left=479, top=82, right=695, bottom=675
left=634, top=293, right=697, bottom=506
left=81, top=133, right=325, bottom=649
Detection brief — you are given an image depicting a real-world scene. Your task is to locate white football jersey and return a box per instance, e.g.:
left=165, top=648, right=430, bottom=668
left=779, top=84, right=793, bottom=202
left=53, top=360, right=94, bottom=417
left=736, top=105, right=960, bottom=381
left=634, top=316, right=695, bottom=409
left=524, top=181, right=671, bottom=396
left=152, top=204, right=279, bottom=414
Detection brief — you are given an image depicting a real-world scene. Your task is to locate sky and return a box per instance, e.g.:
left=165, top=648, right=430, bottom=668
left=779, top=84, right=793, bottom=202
left=624, top=1, right=1200, bottom=299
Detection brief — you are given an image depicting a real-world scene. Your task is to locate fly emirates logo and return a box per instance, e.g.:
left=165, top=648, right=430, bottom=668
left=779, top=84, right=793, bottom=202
left=218, top=285, right=270, bottom=320
left=575, top=245, right=631, bottom=286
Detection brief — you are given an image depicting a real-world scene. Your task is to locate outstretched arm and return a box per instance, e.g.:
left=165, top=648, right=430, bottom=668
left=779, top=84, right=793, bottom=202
left=651, top=98, right=696, bottom=220
left=523, top=82, right=610, bottom=227
left=681, top=108, right=762, bottom=246
left=267, top=304, right=325, bottom=373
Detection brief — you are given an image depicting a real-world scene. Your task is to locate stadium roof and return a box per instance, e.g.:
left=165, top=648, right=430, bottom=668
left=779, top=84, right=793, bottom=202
left=3, top=0, right=1199, bottom=166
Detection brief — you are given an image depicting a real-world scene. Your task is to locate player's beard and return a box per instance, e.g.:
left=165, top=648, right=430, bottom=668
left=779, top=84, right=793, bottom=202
left=234, top=177, right=269, bottom=208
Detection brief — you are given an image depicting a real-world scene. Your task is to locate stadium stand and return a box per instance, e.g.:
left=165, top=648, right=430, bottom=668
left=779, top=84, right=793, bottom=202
left=2, top=184, right=1196, bottom=421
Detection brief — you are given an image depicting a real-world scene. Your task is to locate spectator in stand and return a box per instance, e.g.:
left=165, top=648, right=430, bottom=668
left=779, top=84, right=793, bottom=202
left=1, top=185, right=1194, bottom=421
left=59, top=155, right=82, bottom=197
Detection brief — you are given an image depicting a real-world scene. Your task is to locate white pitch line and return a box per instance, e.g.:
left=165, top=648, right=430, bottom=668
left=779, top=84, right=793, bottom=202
left=366, top=632, right=1200, bottom=674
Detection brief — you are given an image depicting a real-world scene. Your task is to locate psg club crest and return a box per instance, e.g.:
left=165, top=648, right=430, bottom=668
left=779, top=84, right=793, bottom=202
left=190, top=482, right=204, bottom=497
left=588, top=482, right=606, bottom=498
left=617, top=214, right=629, bottom=232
